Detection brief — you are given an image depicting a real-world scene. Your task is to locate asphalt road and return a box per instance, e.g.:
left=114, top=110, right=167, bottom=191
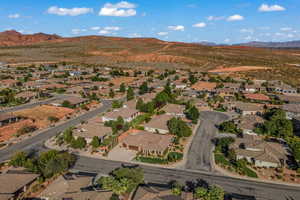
left=73, top=156, right=300, bottom=200
left=0, top=100, right=112, bottom=162
left=0, top=94, right=68, bottom=114
left=185, top=111, right=229, bottom=172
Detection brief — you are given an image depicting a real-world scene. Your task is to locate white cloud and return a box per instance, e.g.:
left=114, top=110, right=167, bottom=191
left=99, top=1, right=137, bottom=17
left=280, top=27, right=292, bottom=32
left=207, top=16, right=224, bottom=21
left=104, top=26, right=120, bottom=31
left=244, top=36, right=253, bottom=40
left=71, top=29, right=81, bottom=35
left=224, top=38, right=231, bottom=43
left=129, top=33, right=142, bottom=37
left=227, top=14, right=244, bottom=21
left=47, top=6, right=93, bottom=16
left=168, top=25, right=185, bottom=31
left=240, top=28, right=254, bottom=34
left=157, top=32, right=168, bottom=36
left=193, top=22, right=206, bottom=28
left=8, top=14, right=20, bottom=19
left=99, top=30, right=110, bottom=35
left=90, top=26, right=101, bottom=31
left=259, top=4, right=285, bottom=12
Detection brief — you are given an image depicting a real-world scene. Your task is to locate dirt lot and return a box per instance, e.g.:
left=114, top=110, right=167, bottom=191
left=0, top=119, right=35, bottom=142
left=208, top=66, right=270, bottom=73
left=109, top=77, right=136, bottom=86
left=14, top=105, right=74, bottom=128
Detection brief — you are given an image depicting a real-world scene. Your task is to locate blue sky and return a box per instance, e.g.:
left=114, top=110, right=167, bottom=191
left=1, top=0, right=299, bottom=43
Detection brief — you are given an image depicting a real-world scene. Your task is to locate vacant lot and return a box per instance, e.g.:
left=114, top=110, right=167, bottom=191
left=0, top=119, right=34, bottom=142
left=208, top=66, right=270, bottom=73
left=14, top=105, right=74, bottom=128
left=110, top=77, right=136, bottom=86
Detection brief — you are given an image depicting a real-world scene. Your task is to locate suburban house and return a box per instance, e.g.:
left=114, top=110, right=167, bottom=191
left=282, top=104, right=300, bottom=120
left=121, top=130, right=173, bottom=156
left=0, top=168, right=39, bottom=200
left=267, top=81, right=297, bottom=94
left=39, top=173, right=112, bottom=200
left=73, top=117, right=112, bottom=144
left=0, top=113, right=21, bottom=127
left=144, top=114, right=173, bottom=134
left=15, top=91, right=38, bottom=102
left=123, top=99, right=137, bottom=109
left=277, top=95, right=300, bottom=104
left=162, top=104, right=185, bottom=117
left=243, top=93, right=270, bottom=102
left=243, top=84, right=265, bottom=93
left=1, top=79, right=20, bottom=88
left=191, top=81, right=217, bottom=94
left=172, top=80, right=187, bottom=89
left=230, top=134, right=288, bottom=168
left=223, top=83, right=241, bottom=92
left=51, top=96, right=89, bottom=108
left=234, top=102, right=264, bottom=116
left=235, top=115, right=264, bottom=135
left=102, top=108, right=140, bottom=122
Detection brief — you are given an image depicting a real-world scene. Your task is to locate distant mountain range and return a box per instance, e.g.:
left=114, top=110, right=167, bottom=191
left=198, top=41, right=300, bottom=48
left=0, top=30, right=61, bottom=46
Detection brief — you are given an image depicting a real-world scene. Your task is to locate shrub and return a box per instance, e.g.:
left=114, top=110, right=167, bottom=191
left=167, top=152, right=183, bottom=162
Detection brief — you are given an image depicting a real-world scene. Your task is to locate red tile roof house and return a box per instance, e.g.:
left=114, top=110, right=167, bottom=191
left=243, top=93, right=271, bottom=102
left=230, top=134, right=288, bottom=168
left=144, top=114, right=173, bottom=134
left=191, top=81, right=217, bottom=93
left=102, top=108, right=140, bottom=123
left=0, top=79, right=20, bottom=88
left=243, top=84, right=265, bottom=93
left=121, top=130, right=173, bottom=156
left=162, top=104, right=185, bottom=117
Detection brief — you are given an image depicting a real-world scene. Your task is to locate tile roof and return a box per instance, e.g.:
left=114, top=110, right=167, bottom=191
left=122, top=130, right=173, bottom=152
left=144, top=114, right=173, bottom=131
left=244, top=93, right=270, bottom=101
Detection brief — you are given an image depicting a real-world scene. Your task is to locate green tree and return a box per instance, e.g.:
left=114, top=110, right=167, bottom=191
left=136, top=98, right=144, bottom=110
left=126, top=87, right=134, bottom=101
left=189, top=74, right=198, bottom=85
left=171, top=182, right=182, bottom=196
left=71, top=137, right=87, bottom=149
left=139, top=81, right=149, bottom=95
left=119, top=83, right=126, bottom=93
left=62, top=100, right=73, bottom=108
left=63, top=127, right=74, bottom=143
left=194, top=187, right=208, bottom=199
left=9, top=152, right=28, bottom=167
left=185, top=106, right=200, bottom=124
left=206, top=185, right=225, bottom=200
left=112, top=100, right=123, bottom=109
left=90, top=136, right=100, bottom=148
left=109, top=89, right=115, bottom=98
left=167, top=117, right=192, bottom=137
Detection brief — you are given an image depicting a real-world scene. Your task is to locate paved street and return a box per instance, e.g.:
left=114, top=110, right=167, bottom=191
left=0, top=94, right=68, bottom=114
left=0, top=100, right=111, bottom=162
left=185, top=111, right=229, bottom=172
left=72, top=156, right=300, bottom=200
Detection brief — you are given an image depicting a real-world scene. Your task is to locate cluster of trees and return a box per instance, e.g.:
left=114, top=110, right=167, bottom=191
left=110, top=69, right=129, bottom=77
left=255, top=108, right=293, bottom=138
left=168, top=117, right=192, bottom=138
left=218, top=121, right=242, bottom=135
left=0, top=88, right=24, bottom=106
left=9, top=150, right=75, bottom=179
left=185, top=104, right=200, bottom=124
left=139, top=81, right=150, bottom=95
left=97, top=167, right=144, bottom=197
left=126, top=87, right=135, bottom=101
left=62, top=127, right=87, bottom=149
left=104, top=116, right=130, bottom=134
left=171, top=181, right=225, bottom=200
left=112, top=100, right=123, bottom=109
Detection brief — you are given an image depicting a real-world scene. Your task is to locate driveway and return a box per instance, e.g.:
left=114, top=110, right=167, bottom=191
left=185, top=111, right=229, bottom=172
left=107, top=145, right=137, bottom=162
